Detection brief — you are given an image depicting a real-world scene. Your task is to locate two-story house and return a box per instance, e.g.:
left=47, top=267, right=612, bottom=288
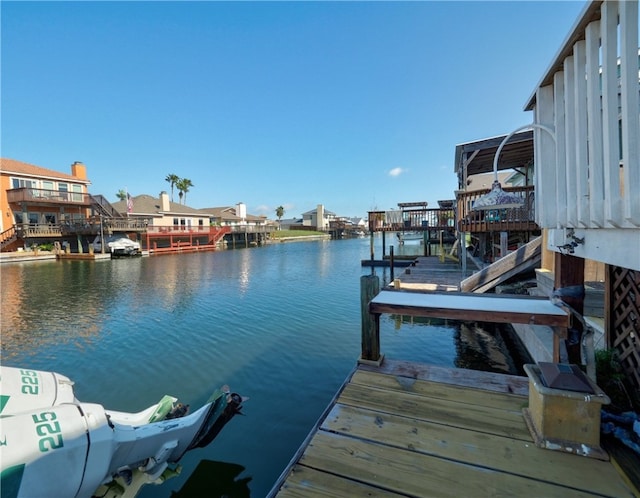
left=0, top=159, right=94, bottom=251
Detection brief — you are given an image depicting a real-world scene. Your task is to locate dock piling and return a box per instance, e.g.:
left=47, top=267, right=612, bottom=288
left=360, top=274, right=382, bottom=365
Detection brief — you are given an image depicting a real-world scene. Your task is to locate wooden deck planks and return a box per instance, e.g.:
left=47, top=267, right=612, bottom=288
left=270, top=362, right=636, bottom=498
left=300, top=431, right=605, bottom=498
left=324, top=398, right=629, bottom=496
left=337, top=383, right=531, bottom=441
left=349, top=369, right=528, bottom=412
left=363, top=359, right=530, bottom=395
left=275, top=465, right=406, bottom=498
left=393, top=256, right=465, bottom=292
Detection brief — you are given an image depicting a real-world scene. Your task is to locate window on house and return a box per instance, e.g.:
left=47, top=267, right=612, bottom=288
left=12, top=178, right=36, bottom=189
left=42, top=181, right=54, bottom=199
left=58, top=183, right=69, bottom=201
left=72, top=184, right=82, bottom=202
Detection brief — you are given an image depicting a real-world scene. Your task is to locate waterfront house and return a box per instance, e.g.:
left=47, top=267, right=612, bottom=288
left=348, top=217, right=367, bottom=229
left=200, top=203, right=269, bottom=229
left=0, top=158, right=99, bottom=251
left=302, top=204, right=336, bottom=231
left=277, top=217, right=303, bottom=230
left=114, top=191, right=211, bottom=231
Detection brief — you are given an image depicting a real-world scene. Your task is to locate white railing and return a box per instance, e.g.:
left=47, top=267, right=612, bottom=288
left=530, top=1, right=639, bottom=229
left=526, top=1, right=640, bottom=270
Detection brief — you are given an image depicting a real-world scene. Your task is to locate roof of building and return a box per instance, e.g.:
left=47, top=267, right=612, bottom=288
left=113, top=194, right=208, bottom=216
left=0, top=158, right=90, bottom=184
left=302, top=207, right=336, bottom=216
left=199, top=206, right=268, bottom=222
left=279, top=218, right=303, bottom=225
left=453, top=130, right=534, bottom=180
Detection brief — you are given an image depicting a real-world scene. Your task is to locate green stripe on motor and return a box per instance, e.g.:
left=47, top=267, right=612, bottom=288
left=0, top=395, right=9, bottom=414
left=1, top=464, right=26, bottom=498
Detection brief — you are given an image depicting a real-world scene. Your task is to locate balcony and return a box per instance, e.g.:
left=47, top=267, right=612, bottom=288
left=368, top=208, right=455, bottom=232
left=457, top=185, right=538, bottom=233
left=7, top=187, right=91, bottom=206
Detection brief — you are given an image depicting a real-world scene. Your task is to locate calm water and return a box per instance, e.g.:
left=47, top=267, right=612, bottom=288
left=1, top=237, right=528, bottom=497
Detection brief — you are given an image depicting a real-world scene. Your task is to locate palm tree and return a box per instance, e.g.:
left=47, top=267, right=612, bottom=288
left=116, top=189, right=127, bottom=202
left=176, top=178, right=194, bottom=205
left=182, top=178, right=194, bottom=204
left=165, top=174, right=180, bottom=202
left=276, top=206, right=285, bottom=230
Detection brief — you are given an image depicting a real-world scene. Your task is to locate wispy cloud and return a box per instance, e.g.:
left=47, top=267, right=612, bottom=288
left=388, top=167, right=406, bottom=177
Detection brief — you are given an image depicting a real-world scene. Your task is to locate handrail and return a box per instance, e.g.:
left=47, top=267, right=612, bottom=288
left=0, top=225, right=18, bottom=250
left=367, top=208, right=456, bottom=233
left=89, top=194, right=122, bottom=218
left=456, top=185, right=538, bottom=233
left=6, top=187, right=91, bottom=205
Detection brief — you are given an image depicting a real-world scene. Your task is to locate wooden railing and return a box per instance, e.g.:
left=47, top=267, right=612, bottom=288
left=18, top=224, right=64, bottom=238
left=89, top=194, right=122, bottom=217
left=228, top=225, right=275, bottom=234
left=528, top=2, right=639, bottom=231
left=456, top=185, right=538, bottom=233
left=7, top=187, right=91, bottom=206
left=0, top=226, right=18, bottom=250
left=368, top=208, right=455, bottom=232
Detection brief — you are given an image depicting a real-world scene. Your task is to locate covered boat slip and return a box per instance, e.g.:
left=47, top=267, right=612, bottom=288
left=270, top=360, right=635, bottom=497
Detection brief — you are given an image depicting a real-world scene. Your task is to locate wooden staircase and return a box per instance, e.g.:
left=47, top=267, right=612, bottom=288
left=460, top=236, right=541, bottom=293
left=209, top=226, right=231, bottom=244
left=0, top=226, right=18, bottom=252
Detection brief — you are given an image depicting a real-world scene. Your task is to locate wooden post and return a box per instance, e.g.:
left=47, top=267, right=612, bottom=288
left=500, top=231, right=508, bottom=259
left=360, top=274, right=382, bottom=365
left=369, top=231, right=374, bottom=261
left=382, top=230, right=386, bottom=258
left=390, top=246, right=394, bottom=282
left=554, top=252, right=585, bottom=364
left=461, top=232, right=467, bottom=274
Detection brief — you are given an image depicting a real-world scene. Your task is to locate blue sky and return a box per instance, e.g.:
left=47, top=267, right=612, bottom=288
left=2, top=1, right=586, bottom=219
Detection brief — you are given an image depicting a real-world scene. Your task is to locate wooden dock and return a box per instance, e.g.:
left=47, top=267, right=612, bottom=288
left=269, top=359, right=636, bottom=497
left=391, top=255, right=473, bottom=292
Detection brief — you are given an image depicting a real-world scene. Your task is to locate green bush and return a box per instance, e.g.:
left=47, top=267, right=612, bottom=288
left=595, top=348, right=638, bottom=412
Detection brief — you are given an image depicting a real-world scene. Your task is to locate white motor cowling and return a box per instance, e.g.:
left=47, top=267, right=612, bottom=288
left=1, top=402, right=114, bottom=498
left=0, top=367, right=76, bottom=416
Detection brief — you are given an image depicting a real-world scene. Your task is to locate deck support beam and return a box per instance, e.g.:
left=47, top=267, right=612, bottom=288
left=553, top=252, right=585, bottom=364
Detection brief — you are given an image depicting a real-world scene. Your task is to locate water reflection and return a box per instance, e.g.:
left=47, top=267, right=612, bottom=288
left=237, top=248, right=252, bottom=295
left=2, top=239, right=534, bottom=497
left=169, top=460, right=251, bottom=497
left=386, top=315, right=531, bottom=376
left=2, top=262, right=105, bottom=359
